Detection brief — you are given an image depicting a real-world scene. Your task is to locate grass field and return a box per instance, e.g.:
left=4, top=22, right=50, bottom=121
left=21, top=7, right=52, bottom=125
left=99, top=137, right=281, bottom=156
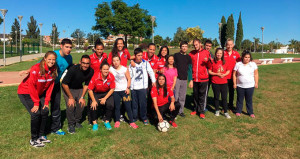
left=0, top=61, right=299, bottom=158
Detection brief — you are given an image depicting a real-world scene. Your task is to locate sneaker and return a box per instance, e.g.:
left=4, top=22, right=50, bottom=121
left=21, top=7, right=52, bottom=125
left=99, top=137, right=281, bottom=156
left=200, top=114, right=205, bottom=119
left=236, top=113, right=241, bottom=117
left=225, top=113, right=231, bottom=119
left=92, top=124, right=98, bottom=131
left=120, top=115, right=125, bottom=122
left=190, top=111, right=197, bottom=115
left=68, top=125, right=75, bottom=134
left=104, top=122, right=112, bottom=130
left=114, top=121, right=120, bottom=128
left=215, top=110, right=220, bottom=116
left=75, top=122, right=83, bottom=128
left=179, top=113, right=185, bottom=117
left=30, top=139, right=45, bottom=148
left=38, top=136, right=51, bottom=143
left=169, top=121, right=178, bottom=128
left=143, top=120, right=149, bottom=125
left=129, top=122, right=139, bottom=129
left=250, top=114, right=255, bottom=118
left=52, top=129, right=65, bottom=135
left=204, top=108, right=208, bottom=112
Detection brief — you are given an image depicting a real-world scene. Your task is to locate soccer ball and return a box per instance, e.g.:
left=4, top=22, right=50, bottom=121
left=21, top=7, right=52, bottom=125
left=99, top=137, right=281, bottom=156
left=157, top=120, right=170, bottom=132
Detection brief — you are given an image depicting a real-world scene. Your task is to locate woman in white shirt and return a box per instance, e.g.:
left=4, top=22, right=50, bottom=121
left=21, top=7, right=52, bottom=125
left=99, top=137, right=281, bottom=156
left=233, top=50, right=259, bottom=118
left=109, top=55, right=138, bottom=129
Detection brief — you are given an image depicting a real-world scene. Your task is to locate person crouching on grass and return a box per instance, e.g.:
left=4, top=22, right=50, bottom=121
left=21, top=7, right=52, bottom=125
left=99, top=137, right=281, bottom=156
left=88, top=60, right=115, bottom=131
left=208, top=48, right=231, bottom=119
left=18, top=51, right=57, bottom=148
left=151, top=74, right=181, bottom=128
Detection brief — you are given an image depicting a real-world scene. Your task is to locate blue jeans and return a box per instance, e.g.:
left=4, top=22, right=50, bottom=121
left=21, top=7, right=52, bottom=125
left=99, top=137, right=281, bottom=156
left=236, top=87, right=255, bottom=115
left=113, top=91, right=134, bottom=123
left=131, top=89, right=147, bottom=121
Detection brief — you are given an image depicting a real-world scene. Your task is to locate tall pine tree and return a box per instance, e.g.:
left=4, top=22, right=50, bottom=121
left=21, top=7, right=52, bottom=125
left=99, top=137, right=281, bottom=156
left=235, top=12, right=243, bottom=50
left=226, top=14, right=235, bottom=41
left=50, top=23, right=60, bottom=45
left=220, top=16, right=227, bottom=48
left=26, top=16, right=40, bottom=39
left=0, top=16, right=3, bottom=25
left=10, top=18, right=20, bottom=43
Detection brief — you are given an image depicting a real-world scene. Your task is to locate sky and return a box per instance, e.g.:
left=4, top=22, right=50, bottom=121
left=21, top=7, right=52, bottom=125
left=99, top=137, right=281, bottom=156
left=1, top=0, right=299, bottom=44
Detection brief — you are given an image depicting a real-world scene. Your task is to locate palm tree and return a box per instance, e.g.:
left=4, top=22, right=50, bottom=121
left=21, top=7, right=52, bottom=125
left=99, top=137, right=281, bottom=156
left=268, top=41, right=276, bottom=51
left=253, top=37, right=260, bottom=52
left=289, top=39, right=298, bottom=49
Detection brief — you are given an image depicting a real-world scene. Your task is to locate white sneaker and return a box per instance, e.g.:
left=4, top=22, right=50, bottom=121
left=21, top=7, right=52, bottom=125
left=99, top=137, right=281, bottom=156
left=215, top=110, right=220, bottom=116
left=225, top=113, right=231, bottom=119
left=30, top=139, right=45, bottom=148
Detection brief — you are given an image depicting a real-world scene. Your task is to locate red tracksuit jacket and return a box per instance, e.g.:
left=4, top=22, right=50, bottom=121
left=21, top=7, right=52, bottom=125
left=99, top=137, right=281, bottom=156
left=90, top=52, right=108, bottom=75
left=18, top=63, right=56, bottom=106
left=189, top=49, right=211, bottom=82
left=224, top=50, right=241, bottom=79
left=142, top=52, right=158, bottom=69
left=107, top=48, right=131, bottom=67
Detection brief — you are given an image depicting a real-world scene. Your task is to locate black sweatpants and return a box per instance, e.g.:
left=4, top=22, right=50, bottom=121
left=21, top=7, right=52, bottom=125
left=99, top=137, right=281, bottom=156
left=153, top=101, right=180, bottom=122
left=50, top=83, right=62, bottom=132
left=193, top=81, right=208, bottom=114
left=212, top=83, right=228, bottom=113
left=18, top=94, right=49, bottom=140
left=90, top=92, right=114, bottom=122
left=227, top=79, right=235, bottom=108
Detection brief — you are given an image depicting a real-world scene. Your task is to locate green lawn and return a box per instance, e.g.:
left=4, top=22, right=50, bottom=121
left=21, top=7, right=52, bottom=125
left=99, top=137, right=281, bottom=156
left=0, top=63, right=299, bottom=158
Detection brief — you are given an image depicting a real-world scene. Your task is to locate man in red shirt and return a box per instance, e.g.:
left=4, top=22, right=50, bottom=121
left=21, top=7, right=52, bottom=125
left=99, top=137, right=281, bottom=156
left=189, top=39, right=211, bottom=119
left=224, top=39, right=241, bottom=110
left=142, top=43, right=158, bottom=68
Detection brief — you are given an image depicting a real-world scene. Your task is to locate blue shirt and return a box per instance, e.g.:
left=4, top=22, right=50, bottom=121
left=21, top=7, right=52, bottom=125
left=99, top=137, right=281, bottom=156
left=54, top=50, right=73, bottom=83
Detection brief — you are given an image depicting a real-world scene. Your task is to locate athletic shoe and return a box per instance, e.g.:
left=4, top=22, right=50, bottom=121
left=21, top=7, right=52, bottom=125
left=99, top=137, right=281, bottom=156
left=200, top=114, right=205, bottom=119
left=236, top=113, right=241, bottom=117
left=104, top=122, right=112, bottom=130
left=204, top=108, right=208, bottom=112
left=120, top=115, right=125, bottom=122
left=143, top=120, right=149, bottom=125
left=52, top=129, right=65, bottom=135
left=190, top=111, right=197, bottom=115
left=92, top=124, right=98, bottom=131
left=225, top=113, right=231, bottom=119
left=114, top=121, right=120, bottom=128
left=129, top=123, right=139, bottom=129
left=38, top=136, right=51, bottom=143
left=68, top=125, right=75, bottom=134
left=179, top=113, right=185, bottom=117
left=215, top=110, right=220, bottom=116
left=30, top=139, right=45, bottom=148
left=75, top=122, right=83, bottom=128
left=169, top=121, right=178, bottom=128
left=250, top=114, right=255, bottom=118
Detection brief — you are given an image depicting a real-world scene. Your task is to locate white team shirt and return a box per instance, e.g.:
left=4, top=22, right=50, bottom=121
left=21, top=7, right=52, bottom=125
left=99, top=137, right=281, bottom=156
left=234, top=61, right=258, bottom=88
left=109, top=66, right=128, bottom=91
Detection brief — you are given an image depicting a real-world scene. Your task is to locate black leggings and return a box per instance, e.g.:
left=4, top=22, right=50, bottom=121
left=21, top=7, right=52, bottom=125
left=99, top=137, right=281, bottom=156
left=153, top=101, right=180, bottom=122
left=18, top=94, right=49, bottom=140
left=212, top=83, right=228, bottom=113
left=90, top=92, right=114, bottom=122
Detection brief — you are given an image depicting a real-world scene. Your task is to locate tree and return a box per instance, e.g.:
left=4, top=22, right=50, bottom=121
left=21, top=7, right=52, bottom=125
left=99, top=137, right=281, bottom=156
left=235, top=12, right=243, bottom=50
left=71, top=29, right=86, bottom=47
left=26, top=16, right=40, bottom=39
left=154, top=35, right=163, bottom=46
left=87, top=33, right=102, bottom=44
left=10, top=18, right=20, bottom=44
left=289, top=39, right=300, bottom=53
left=173, top=27, right=189, bottom=45
left=241, top=39, right=252, bottom=50
left=93, top=0, right=154, bottom=45
left=220, top=16, right=227, bottom=48
left=186, top=26, right=204, bottom=42
left=226, top=14, right=235, bottom=41
left=50, top=23, right=60, bottom=45
left=268, top=41, right=276, bottom=51
left=212, top=38, right=219, bottom=47
left=162, top=36, right=171, bottom=46
left=0, top=16, right=3, bottom=25
left=253, top=37, right=260, bottom=52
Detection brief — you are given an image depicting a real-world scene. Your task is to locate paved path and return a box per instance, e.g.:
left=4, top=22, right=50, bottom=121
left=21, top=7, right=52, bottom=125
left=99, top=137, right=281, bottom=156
left=0, top=53, right=45, bottom=66
left=0, top=58, right=299, bottom=87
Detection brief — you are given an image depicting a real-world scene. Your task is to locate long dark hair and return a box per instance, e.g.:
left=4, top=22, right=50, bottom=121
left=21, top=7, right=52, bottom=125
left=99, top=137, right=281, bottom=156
left=40, top=51, right=57, bottom=79
left=164, top=55, right=176, bottom=69
left=156, top=74, right=168, bottom=97
left=157, top=46, right=169, bottom=59
left=214, top=48, right=226, bottom=65
left=111, top=38, right=125, bottom=57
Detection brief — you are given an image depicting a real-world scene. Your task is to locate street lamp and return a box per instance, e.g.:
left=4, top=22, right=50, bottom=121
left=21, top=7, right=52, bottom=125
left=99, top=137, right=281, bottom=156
left=63, top=30, right=66, bottom=38
left=0, top=9, right=8, bottom=66
left=261, top=27, right=264, bottom=57
left=77, top=32, right=80, bottom=49
left=276, top=38, right=278, bottom=49
left=218, top=22, right=222, bottom=48
left=18, top=15, right=23, bottom=62
left=93, top=34, right=95, bottom=46
left=52, top=26, right=56, bottom=51
left=15, top=31, right=17, bottom=54
left=39, top=23, right=43, bottom=57
left=151, top=16, right=155, bottom=43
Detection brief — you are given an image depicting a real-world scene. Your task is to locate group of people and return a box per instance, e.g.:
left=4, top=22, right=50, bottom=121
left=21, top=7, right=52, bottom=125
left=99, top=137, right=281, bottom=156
left=17, top=37, right=259, bottom=148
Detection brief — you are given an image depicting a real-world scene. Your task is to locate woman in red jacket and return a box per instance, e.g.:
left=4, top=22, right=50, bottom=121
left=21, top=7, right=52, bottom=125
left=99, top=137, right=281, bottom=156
left=18, top=51, right=57, bottom=148
left=154, top=46, right=169, bottom=77
left=90, top=38, right=108, bottom=75
left=107, top=38, right=134, bottom=67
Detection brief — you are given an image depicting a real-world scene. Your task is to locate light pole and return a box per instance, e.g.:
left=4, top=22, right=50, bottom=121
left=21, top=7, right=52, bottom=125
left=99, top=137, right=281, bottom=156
left=18, top=15, right=23, bottom=62
left=39, top=23, right=43, bottom=57
left=0, top=9, right=8, bottom=66
left=52, top=26, right=56, bottom=51
left=93, top=34, right=95, bottom=46
left=151, top=16, right=155, bottom=43
left=261, top=27, right=264, bottom=58
left=77, top=32, right=80, bottom=49
left=253, top=37, right=256, bottom=53
left=15, top=31, right=17, bottom=54
left=276, top=38, right=278, bottom=49
left=63, top=30, right=66, bottom=38
left=218, top=22, right=222, bottom=48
